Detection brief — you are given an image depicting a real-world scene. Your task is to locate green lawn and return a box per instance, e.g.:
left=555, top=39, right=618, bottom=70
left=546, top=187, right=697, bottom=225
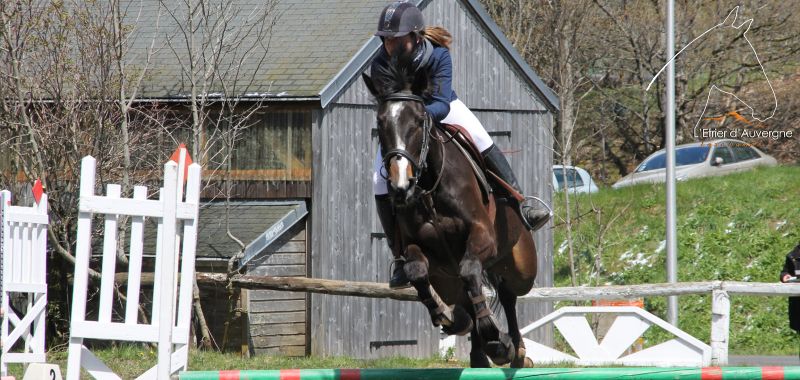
left=4, top=346, right=468, bottom=378
left=552, top=165, right=800, bottom=355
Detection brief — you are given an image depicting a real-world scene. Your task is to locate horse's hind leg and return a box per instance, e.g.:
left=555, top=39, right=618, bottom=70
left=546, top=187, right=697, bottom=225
left=460, top=224, right=514, bottom=365
left=497, top=279, right=534, bottom=368
left=405, top=244, right=472, bottom=335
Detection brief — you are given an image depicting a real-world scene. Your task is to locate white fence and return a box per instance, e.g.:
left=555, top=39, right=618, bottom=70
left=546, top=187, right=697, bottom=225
left=0, top=188, right=49, bottom=376
left=66, top=154, right=201, bottom=380
left=511, top=281, right=800, bottom=366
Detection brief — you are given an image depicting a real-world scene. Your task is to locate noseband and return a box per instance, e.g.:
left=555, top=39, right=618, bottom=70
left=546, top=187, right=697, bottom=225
left=379, top=93, right=433, bottom=180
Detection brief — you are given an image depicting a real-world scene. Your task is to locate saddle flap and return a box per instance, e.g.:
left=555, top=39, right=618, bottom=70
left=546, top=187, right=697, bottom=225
left=441, top=123, right=486, bottom=170
left=440, top=124, right=525, bottom=203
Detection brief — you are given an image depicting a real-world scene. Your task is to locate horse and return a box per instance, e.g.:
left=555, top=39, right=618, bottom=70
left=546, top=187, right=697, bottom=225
left=362, top=58, right=537, bottom=368
left=646, top=6, right=777, bottom=138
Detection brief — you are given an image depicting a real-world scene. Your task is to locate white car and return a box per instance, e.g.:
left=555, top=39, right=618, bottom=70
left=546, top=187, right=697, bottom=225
left=612, top=139, right=777, bottom=189
left=553, top=165, right=599, bottom=193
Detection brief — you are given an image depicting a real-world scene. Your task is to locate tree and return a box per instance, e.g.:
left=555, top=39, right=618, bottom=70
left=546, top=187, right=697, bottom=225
left=590, top=0, right=800, bottom=176
left=0, top=0, right=171, bottom=339
left=159, top=0, right=278, bottom=351
left=483, top=0, right=603, bottom=286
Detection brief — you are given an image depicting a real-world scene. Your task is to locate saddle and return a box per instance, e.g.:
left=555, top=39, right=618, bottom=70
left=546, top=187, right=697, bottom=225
left=439, top=123, right=524, bottom=204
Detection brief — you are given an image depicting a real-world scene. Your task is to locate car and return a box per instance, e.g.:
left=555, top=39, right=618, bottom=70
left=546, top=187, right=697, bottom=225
left=612, top=139, right=777, bottom=189
left=553, top=165, right=599, bottom=193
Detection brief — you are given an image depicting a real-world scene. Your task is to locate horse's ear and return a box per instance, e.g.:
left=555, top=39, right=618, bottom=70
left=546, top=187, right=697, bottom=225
left=737, top=18, right=753, bottom=33
left=411, top=68, right=429, bottom=95
left=721, top=6, right=739, bottom=27
left=362, top=72, right=378, bottom=97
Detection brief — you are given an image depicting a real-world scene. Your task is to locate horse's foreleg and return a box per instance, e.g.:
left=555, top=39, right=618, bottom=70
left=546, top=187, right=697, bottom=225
left=460, top=224, right=513, bottom=365
left=405, top=244, right=472, bottom=335
left=469, top=320, right=491, bottom=368
left=497, top=279, right=533, bottom=368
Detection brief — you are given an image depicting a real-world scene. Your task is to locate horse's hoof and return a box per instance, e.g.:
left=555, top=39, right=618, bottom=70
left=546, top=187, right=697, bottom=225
left=470, top=351, right=491, bottom=368
left=484, top=334, right=514, bottom=365
left=442, top=305, right=472, bottom=336
left=510, top=346, right=528, bottom=368
left=524, top=357, right=534, bottom=368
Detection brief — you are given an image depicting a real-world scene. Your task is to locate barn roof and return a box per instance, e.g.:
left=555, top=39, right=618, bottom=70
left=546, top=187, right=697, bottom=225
left=194, top=201, right=306, bottom=260
left=130, top=0, right=558, bottom=111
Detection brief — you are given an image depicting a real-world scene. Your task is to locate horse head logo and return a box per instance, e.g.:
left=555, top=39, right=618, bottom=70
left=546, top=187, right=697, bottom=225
left=646, top=6, right=777, bottom=138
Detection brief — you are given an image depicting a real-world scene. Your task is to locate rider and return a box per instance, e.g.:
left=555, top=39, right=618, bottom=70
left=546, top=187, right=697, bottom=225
left=371, top=1, right=551, bottom=289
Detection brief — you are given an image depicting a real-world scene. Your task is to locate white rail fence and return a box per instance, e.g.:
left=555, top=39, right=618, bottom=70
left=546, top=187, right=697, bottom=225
left=66, top=153, right=201, bottom=380
left=0, top=187, right=49, bottom=376
left=508, top=281, right=800, bottom=367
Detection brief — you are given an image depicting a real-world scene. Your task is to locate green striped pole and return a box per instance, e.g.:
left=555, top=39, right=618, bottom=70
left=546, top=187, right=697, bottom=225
left=179, top=367, right=800, bottom=380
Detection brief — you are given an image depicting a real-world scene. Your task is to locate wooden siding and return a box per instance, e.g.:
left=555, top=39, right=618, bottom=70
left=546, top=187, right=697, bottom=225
left=311, top=0, right=555, bottom=359
left=246, top=224, right=309, bottom=356
left=334, top=2, right=546, bottom=112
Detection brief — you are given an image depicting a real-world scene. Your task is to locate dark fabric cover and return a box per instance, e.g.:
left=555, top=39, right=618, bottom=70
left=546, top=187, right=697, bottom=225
left=780, top=244, right=800, bottom=332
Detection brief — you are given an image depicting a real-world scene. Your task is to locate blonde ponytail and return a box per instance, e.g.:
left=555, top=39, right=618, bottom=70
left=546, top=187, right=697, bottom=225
left=422, top=26, right=452, bottom=49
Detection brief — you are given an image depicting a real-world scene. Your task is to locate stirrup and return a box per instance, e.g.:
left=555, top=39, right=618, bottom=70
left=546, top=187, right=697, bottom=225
left=519, top=195, right=553, bottom=231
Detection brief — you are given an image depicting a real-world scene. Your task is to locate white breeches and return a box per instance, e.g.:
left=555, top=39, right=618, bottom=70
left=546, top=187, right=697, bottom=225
left=373, top=99, right=493, bottom=195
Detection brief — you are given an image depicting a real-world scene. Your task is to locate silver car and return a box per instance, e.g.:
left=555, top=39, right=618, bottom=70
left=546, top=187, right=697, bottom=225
left=553, top=165, right=599, bottom=193
left=612, top=139, right=777, bottom=189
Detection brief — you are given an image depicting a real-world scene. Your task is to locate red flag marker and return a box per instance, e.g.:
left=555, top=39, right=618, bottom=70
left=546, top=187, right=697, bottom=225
left=32, top=179, right=43, bottom=204
left=169, top=143, right=193, bottom=181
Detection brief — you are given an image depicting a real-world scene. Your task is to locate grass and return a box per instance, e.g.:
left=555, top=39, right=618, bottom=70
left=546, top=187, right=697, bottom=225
left=552, top=165, right=800, bottom=355
left=4, top=346, right=468, bottom=378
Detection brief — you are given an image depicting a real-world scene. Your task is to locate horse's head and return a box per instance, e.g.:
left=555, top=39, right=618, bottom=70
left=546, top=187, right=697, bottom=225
left=362, top=58, right=431, bottom=203
left=712, top=6, right=777, bottom=121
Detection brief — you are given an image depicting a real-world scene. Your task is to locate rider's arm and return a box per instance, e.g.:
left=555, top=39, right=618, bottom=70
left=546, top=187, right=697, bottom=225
left=425, top=48, right=452, bottom=122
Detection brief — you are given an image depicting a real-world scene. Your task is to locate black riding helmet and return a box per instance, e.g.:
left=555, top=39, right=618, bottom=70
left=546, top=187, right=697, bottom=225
left=375, top=1, right=425, bottom=37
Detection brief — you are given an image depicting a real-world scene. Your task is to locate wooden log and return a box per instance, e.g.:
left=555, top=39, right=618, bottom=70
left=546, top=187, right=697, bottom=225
left=195, top=273, right=419, bottom=302
left=516, top=281, right=719, bottom=302
left=111, top=273, right=800, bottom=302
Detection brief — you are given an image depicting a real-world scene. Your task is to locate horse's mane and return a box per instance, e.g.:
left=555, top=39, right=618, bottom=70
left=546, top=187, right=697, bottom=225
left=373, top=55, right=430, bottom=97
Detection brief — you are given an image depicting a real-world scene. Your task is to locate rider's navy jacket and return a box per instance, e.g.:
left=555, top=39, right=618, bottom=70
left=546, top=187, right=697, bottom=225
left=370, top=41, right=458, bottom=122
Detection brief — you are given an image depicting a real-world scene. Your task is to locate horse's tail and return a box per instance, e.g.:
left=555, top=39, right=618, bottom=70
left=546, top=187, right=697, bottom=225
left=482, top=271, right=503, bottom=315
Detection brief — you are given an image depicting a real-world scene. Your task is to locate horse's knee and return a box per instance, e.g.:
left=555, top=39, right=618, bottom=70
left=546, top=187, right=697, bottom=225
left=404, top=260, right=428, bottom=282
left=458, top=256, right=482, bottom=282
left=404, top=244, right=428, bottom=282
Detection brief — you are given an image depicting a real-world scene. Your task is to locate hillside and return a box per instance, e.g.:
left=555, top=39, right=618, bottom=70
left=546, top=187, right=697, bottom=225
left=552, top=165, right=800, bottom=355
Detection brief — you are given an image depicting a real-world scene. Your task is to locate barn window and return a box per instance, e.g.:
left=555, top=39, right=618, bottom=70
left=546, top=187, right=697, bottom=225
left=206, top=110, right=312, bottom=180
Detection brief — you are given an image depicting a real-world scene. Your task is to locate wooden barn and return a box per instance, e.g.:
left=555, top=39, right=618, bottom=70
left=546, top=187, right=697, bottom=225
left=130, top=0, right=559, bottom=359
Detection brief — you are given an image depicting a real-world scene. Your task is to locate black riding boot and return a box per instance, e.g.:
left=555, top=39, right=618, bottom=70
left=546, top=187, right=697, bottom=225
left=482, top=144, right=551, bottom=231
left=375, top=194, right=411, bottom=289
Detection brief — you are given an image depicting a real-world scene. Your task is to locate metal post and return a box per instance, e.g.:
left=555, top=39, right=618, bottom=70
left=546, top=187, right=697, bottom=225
left=665, top=0, right=679, bottom=326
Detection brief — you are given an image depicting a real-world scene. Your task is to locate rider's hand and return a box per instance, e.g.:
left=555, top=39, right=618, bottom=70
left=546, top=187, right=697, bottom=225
left=783, top=274, right=793, bottom=283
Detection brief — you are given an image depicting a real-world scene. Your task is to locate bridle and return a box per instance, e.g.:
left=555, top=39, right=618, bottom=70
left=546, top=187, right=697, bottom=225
left=379, top=93, right=432, bottom=181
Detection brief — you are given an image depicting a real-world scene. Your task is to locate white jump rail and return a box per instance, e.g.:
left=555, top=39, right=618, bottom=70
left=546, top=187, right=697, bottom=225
left=512, top=281, right=800, bottom=366
left=0, top=188, right=49, bottom=376
left=66, top=153, right=201, bottom=380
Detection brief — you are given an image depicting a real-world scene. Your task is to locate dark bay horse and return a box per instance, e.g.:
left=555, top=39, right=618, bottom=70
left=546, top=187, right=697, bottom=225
left=362, top=60, right=537, bottom=368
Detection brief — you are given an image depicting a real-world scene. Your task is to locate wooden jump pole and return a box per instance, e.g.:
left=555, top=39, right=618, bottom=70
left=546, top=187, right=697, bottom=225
left=194, top=273, right=419, bottom=301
